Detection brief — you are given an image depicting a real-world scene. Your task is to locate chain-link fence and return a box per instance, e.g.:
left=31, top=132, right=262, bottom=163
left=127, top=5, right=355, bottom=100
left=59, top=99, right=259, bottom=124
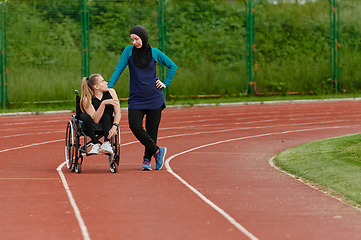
left=1, top=0, right=360, bottom=108
left=87, top=0, right=161, bottom=99
left=5, top=0, right=82, bottom=106
left=86, top=0, right=247, bottom=100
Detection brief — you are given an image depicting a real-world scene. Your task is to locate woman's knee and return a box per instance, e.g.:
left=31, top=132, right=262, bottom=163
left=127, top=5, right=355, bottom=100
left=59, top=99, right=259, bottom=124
left=128, top=116, right=142, bottom=132
left=129, top=120, right=143, bottom=133
left=79, top=112, right=93, bottom=122
left=100, top=112, right=111, bottom=122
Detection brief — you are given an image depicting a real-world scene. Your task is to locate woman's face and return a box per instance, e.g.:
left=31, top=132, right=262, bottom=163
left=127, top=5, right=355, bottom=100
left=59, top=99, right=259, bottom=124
left=94, top=76, right=108, bottom=92
left=130, top=34, right=143, bottom=49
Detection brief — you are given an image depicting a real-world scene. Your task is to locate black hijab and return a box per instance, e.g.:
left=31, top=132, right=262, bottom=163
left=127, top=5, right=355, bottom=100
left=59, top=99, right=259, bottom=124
left=130, top=25, right=152, bottom=69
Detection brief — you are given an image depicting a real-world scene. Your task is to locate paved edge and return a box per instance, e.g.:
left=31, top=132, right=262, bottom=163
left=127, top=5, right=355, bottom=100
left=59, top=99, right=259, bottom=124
left=0, top=110, right=73, bottom=117
left=2, top=97, right=361, bottom=116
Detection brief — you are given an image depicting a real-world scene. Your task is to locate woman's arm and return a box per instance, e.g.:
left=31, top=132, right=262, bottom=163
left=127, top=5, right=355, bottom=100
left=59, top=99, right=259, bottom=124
left=152, top=48, right=177, bottom=87
left=109, top=88, right=121, bottom=124
left=108, top=88, right=121, bottom=138
left=83, top=97, right=119, bottom=124
left=108, top=46, right=133, bottom=88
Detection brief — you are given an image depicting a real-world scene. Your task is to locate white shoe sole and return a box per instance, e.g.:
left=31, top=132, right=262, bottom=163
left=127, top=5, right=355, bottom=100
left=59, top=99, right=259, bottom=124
left=101, top=148, right=113, bottom=154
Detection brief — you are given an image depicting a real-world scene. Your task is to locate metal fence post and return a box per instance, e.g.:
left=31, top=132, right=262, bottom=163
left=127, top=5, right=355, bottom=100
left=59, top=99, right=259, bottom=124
left=158, top=0, right=168, bottom=98
left=329, top=0, right=333, bottom=91
left=333, top=0, right=337, bottom=94
left=337, top=1, right=340, bottom=88
left=330, top=0, right=340, bottom=94
left=80, top=0, right=90, bottom=78
left=0, top=0, right=6, bottom=109
left=245, top=0, right=252, bottom=96
left=245, top=0, right=261, bottom=96
left=3, top=0, right=6, bottom=106
left=0, top=2, right=3, bottom=109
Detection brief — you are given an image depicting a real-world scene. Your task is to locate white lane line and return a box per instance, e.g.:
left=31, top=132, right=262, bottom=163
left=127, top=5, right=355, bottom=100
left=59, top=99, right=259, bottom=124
left=166, top=151, right=259, bottom=240
left=2, top=119, right=66, bottom=126
left=160, top=117, right=360, bottom=131
left=2, top=124, right=359, bottom=240
left=0, top=139, right=63, bottom=153
left=57, top=162, right=91, bottom=240
left=165, top=125, right=359, bottom=240
left=3, top=131, right=63, bottom=138
left=1, top=120, right=359, bottom=153
left=0, top=140, right=90, bottom=239
left=157, top=121, right=361, bottom=141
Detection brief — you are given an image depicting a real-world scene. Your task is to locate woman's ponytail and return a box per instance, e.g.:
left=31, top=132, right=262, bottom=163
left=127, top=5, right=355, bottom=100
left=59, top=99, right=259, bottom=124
left=80, top=77, right=94, bottom=113
left=80, top=74, right=101, bottom=113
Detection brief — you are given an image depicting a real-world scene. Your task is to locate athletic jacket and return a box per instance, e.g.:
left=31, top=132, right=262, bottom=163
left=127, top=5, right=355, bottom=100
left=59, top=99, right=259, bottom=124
left=108, top=45, right=177, bottom=110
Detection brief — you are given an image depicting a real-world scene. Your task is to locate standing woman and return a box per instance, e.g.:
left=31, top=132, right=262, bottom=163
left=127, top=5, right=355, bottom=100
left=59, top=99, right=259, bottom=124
left=108, top=25, right=177, bottom=171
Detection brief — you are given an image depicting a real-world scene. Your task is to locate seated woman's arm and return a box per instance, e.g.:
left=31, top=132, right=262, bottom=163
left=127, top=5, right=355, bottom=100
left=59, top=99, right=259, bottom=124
left=83, top=97, right=119, bottom=124
left=108, top=88, right=121, bottom=138
left=109, top=88, right=121, bottom=124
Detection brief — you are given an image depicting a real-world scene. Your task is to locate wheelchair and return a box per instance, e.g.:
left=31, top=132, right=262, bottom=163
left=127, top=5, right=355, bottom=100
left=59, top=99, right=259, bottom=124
left=65, top=90, right=121, bottom=173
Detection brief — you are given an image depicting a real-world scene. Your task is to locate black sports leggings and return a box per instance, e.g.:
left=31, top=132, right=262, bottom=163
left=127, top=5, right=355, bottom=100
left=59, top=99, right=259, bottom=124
left=128, top=106, right=163, bottom=160
left=79, top=112, right=113, bottom=144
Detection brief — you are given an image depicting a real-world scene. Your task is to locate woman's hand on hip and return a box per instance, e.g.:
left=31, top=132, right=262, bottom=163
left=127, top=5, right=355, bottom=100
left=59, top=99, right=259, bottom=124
left=156, top=80, right=166, bottom=89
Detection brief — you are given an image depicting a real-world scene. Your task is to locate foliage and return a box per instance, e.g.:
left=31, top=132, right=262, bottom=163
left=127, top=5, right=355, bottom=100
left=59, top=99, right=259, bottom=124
left=4, top=0, right=361, bottom=103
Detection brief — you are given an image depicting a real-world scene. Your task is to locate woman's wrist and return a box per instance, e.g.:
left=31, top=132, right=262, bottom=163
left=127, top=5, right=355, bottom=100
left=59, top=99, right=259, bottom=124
left=113, top=123, right=119, bottom=127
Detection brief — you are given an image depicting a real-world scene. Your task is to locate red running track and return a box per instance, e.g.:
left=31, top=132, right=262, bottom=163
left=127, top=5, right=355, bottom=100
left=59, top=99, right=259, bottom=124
left=1, top=100, right=361, bottom=240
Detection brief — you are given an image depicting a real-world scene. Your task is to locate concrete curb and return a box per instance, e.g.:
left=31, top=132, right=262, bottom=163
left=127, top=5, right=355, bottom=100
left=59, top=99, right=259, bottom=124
left=0, top=110, right=73, bottom=117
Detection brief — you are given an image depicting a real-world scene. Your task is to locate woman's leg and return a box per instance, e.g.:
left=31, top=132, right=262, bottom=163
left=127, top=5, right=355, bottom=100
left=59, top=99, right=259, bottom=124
left=144, top=106, right=163, bottom=159
left=99, top=112, right=113, bottom=142
left=78, top=112, right=100, bottom=144
left=98, top=112, right=114, bottom=154
left=128, top=108, right=158, bottom=160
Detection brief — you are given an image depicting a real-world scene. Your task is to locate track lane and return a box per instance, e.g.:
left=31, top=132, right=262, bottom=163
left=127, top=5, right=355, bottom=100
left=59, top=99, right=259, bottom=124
left=1, top=101, right=361, bottom=239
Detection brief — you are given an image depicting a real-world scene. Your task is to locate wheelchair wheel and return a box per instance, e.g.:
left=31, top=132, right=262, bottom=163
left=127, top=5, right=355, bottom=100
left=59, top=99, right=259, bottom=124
left=112, top=127, right=121, bottom=163
left=109, top=128, right=120, bottom=173
left=74, top=140, right=82, bottom=174
left=114, top=154, right=120, bottom=166
left=75, top=161, right=82, bottom=173
left=110, top=161, right=117, bottom=173
left=65, top=121, right=76, bottom=170
left=74, top=154, right=82, bottom=173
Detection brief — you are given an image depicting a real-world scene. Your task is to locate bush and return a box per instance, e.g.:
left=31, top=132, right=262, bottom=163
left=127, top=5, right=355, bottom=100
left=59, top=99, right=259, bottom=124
left=5, top=0, right=361, bottom=103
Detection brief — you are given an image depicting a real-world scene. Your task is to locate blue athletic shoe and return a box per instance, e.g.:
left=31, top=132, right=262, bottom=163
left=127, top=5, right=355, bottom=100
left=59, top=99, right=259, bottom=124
left=142, top=159, right=152, bottom=171
left=154, top=147, right=167, bottom=170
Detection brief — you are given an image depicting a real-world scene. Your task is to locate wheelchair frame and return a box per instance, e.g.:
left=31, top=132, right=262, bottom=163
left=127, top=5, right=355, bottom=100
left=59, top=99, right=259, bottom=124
left=65, top=90, right=121, bottom=173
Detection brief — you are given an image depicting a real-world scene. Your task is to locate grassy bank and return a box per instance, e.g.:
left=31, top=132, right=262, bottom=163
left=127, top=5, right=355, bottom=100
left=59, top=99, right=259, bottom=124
left=274, top=133, right=361, bottom=207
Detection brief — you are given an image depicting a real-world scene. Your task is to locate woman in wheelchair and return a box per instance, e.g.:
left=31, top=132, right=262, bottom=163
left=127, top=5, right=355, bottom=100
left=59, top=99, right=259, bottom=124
left=80, top=73, right=121, bottom=154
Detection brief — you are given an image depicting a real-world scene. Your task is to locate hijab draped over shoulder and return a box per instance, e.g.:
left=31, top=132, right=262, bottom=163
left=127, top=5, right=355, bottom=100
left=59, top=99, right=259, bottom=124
left=130, top=25, right=153, bottom=69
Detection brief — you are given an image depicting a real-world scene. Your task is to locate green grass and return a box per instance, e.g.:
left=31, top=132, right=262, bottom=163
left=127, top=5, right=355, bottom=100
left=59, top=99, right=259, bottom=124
left=274, top=133, right=361, bottom=207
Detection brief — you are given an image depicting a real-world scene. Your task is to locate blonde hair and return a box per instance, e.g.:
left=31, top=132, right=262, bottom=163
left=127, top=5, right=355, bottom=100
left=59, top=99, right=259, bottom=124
left=80, top=74, right=101, bottom=113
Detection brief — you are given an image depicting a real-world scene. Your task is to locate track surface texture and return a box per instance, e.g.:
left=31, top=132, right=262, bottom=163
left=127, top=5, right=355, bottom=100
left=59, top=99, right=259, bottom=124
left=1, top=101, right=361, bottom=240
